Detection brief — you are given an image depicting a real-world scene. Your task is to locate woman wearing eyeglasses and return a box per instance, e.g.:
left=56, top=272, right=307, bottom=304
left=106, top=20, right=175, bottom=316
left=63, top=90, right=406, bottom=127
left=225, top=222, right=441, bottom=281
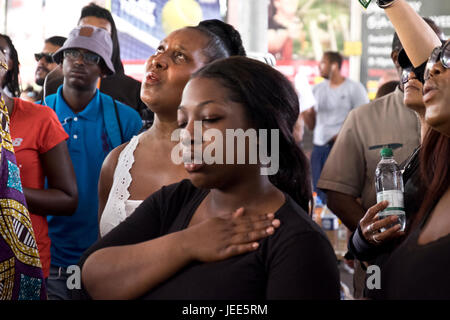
left=350, top=0, right=450, bottom=299
left=0, top=34, right=78, bottom=280
left=347, top=54, right=430, bottom=296
left=384, top=45, right=450, bottom=299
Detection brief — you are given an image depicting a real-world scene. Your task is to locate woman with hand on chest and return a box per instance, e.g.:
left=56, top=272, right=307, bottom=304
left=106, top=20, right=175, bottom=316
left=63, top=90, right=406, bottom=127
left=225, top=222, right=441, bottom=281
left=80, top=57, right=340, bottom=300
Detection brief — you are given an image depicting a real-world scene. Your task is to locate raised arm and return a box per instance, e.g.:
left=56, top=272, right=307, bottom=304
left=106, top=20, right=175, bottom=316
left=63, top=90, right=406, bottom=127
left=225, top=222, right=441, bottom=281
left=383, top=0, right=442, bottom=66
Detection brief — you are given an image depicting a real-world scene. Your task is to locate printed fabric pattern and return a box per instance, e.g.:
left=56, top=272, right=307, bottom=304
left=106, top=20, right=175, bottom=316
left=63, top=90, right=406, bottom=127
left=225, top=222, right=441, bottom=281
left=0, top=98, right=46, bottom=300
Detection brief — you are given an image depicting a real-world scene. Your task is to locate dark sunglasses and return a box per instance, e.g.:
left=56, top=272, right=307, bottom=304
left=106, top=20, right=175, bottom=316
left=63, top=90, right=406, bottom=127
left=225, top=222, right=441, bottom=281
left=63, top=49, right=101, bottom=65
left=34, top=52, right=54, bottom=63
left=401, top=67, right=414, bottom=84
left=398, top=48, right=425, bottom=84
left=424, top=40, right=450, bottom=81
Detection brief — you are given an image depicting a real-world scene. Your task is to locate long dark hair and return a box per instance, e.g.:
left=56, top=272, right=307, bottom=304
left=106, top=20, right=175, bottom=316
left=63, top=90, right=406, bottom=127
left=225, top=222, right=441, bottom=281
left=79, top=2, right=124, bottom=74
left=0, top=34, right=20, bottom=97
left=191, top=56, right=313, bottom=214
left=413, top=128, right=450, bottom=229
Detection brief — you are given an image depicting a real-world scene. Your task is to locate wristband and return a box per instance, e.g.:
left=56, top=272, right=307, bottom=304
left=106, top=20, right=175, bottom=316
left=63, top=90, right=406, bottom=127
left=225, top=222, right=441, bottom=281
left=376, top=0, right=397, bottom=8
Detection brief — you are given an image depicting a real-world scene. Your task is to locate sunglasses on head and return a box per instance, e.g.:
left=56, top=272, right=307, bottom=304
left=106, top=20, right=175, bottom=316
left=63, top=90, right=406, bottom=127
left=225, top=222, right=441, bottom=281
left=34, top=52, right=54, bottom=63
left=424, top=40, right=450, bottom=81
left=63, top=49, right=101, bottom=65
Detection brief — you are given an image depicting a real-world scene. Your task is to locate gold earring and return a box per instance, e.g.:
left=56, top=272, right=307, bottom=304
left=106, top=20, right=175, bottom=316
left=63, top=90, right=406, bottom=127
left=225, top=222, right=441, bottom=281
left=0, top=61, right=8, bottom=71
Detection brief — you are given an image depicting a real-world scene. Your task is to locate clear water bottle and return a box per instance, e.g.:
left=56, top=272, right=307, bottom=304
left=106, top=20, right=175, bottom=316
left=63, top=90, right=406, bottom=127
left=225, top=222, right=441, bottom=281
left=375, top=147, right=406, bottom=232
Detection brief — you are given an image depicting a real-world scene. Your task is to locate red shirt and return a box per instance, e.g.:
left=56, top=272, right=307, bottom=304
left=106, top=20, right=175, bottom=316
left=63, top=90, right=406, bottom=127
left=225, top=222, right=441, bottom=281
left=10, top=98, right=69, bottom=278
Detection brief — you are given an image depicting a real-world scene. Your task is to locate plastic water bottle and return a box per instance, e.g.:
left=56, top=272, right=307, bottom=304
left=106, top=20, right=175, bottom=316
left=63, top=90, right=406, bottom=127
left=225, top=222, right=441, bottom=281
left=375, top=147, right=406, bottom=232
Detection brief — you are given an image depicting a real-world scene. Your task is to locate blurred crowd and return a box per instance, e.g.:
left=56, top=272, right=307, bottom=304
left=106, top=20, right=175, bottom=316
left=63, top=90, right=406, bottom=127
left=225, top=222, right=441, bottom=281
left=0, top=0, right=449, bottom=301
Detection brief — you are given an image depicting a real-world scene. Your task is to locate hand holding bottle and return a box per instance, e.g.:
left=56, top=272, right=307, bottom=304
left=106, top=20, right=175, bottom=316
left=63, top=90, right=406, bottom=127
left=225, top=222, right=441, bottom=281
left=359, top=200, right=405, bottom=245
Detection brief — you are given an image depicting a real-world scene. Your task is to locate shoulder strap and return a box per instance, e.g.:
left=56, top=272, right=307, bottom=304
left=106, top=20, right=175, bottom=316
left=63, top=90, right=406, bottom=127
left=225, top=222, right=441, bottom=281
left=113, top=98, right=124, bottom=143
left=41, top=94, right=57, bottom=111
left=102, top=93, right=123, bottom=149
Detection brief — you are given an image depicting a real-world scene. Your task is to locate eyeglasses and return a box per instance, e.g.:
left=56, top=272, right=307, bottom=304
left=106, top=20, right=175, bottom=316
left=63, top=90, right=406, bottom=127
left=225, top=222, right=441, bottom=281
left=34, top=52, right=54, bottom=63
left=401, top=67, right=413, bottom=84
left=424, top=41, right=450, bottom=81
left=63, top=49, right=101, bottom=65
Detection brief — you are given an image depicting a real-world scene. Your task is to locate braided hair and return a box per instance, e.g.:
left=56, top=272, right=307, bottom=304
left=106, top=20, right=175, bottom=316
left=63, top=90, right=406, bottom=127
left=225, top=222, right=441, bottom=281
left=188, top=19, right=246, bottom=63
left=0, top=34, right=20, bottom=97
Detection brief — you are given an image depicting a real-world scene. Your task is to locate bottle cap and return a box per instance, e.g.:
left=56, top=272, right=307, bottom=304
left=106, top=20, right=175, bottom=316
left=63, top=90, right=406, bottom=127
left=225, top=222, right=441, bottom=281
left=380, top=147, right=393, bottom=157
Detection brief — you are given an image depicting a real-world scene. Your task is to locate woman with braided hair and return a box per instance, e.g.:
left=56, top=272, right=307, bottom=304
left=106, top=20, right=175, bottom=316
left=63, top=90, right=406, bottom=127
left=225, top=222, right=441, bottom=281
left=0, top=34, right=20, bottom=98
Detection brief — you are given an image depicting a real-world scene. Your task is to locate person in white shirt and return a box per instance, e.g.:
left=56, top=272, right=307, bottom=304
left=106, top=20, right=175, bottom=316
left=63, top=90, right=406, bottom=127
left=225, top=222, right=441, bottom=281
left=292, top=70, right=316, bottom=143
left=302, top=51, right=369, bottom=204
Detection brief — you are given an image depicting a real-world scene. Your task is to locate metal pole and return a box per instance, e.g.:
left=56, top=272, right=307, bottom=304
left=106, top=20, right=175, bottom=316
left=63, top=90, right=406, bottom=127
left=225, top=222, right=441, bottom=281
left=3, top=0, right=7, bottom=34
left=237, top=0, right=268, bottom=54
left=349, top=0, right=362, bottom=83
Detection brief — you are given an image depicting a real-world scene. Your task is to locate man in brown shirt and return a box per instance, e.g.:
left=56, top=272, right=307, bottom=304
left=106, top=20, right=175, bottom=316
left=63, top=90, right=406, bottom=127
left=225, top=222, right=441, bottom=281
left=318, top=86, right=420, bottom=229
left=317, top=32, right=421, bottom=299
left=318, top=19, right=442, bottom=298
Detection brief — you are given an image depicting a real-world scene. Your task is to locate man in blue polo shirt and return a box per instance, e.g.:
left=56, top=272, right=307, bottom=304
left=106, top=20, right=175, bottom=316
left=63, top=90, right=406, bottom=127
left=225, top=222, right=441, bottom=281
left=43, top=25, right=142, bottom=299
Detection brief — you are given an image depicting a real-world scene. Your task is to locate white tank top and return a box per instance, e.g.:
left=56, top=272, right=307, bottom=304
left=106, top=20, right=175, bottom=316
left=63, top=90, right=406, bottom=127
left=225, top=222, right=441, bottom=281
left=100, top=133, right=144, bottom=237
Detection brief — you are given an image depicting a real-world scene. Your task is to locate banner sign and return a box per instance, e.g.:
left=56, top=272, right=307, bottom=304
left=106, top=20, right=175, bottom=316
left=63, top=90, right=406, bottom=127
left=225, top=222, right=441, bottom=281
left=360, top=1, right=450, bottom=98
left=111, top=0, right=221, bottom=61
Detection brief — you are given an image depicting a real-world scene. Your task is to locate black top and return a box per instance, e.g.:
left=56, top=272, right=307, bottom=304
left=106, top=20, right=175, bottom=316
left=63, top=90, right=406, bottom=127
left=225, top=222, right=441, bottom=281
left=379, top=213, right=450, bottom=299
left=79, top=179, right=340, bottom=300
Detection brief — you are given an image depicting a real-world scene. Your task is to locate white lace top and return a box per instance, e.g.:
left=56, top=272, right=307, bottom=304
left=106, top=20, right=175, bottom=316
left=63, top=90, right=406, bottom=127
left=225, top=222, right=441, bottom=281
left=99, top=133, right=144, bottom=237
